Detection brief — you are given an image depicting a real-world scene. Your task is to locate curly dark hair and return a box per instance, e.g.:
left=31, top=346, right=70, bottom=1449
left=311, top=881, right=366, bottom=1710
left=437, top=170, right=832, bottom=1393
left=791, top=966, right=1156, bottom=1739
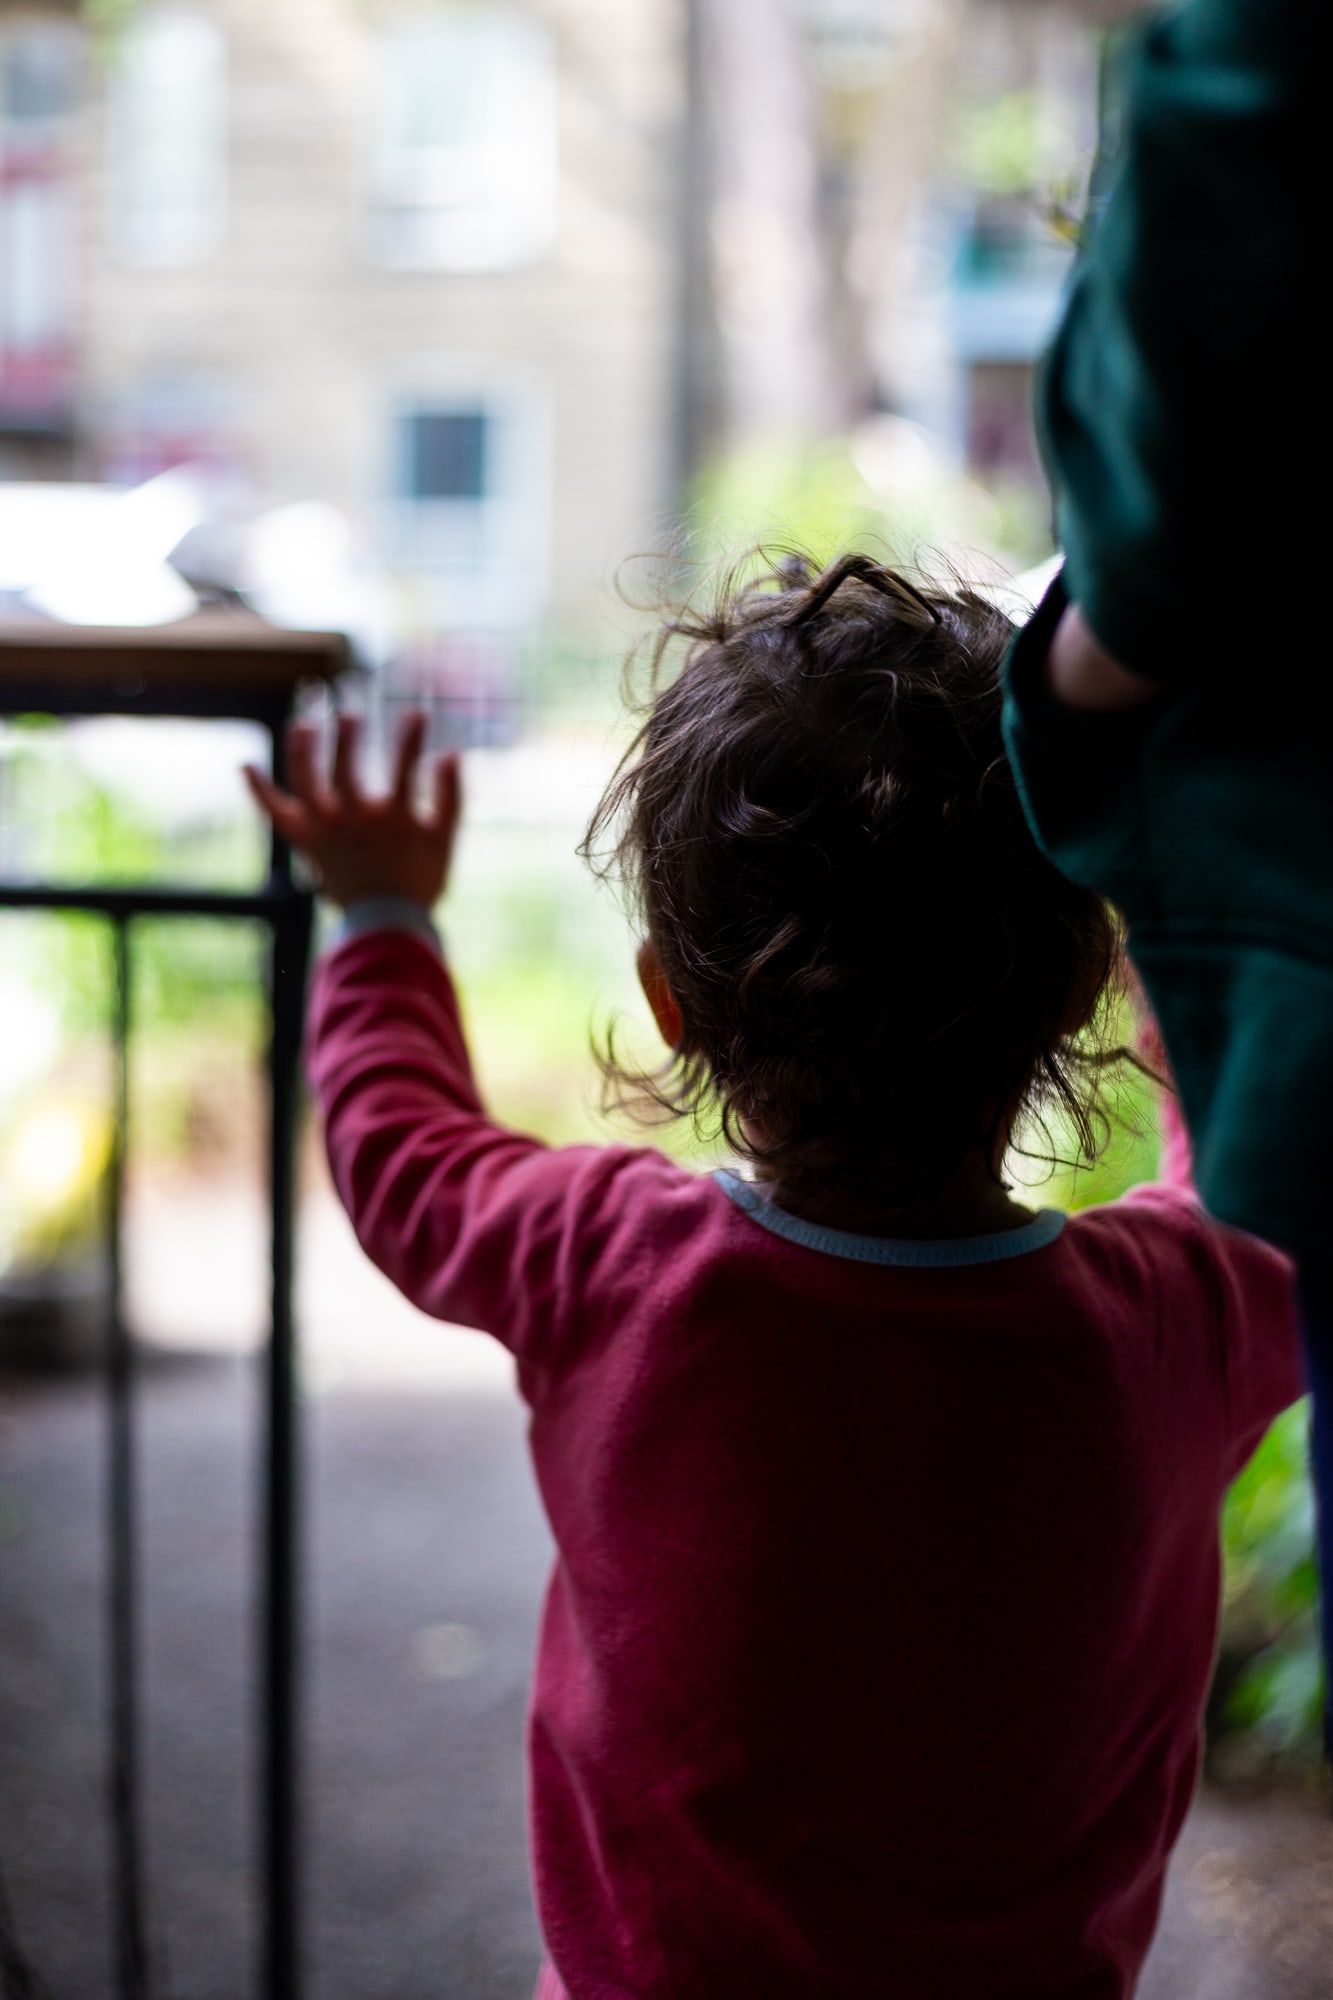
left=583, top=548, right=1130, bottom=1215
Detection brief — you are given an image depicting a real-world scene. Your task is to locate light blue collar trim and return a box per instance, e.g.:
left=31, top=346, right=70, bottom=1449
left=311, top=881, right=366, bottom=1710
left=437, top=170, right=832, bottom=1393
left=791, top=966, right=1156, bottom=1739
left=714, top=1170, right=1066, bottom=1267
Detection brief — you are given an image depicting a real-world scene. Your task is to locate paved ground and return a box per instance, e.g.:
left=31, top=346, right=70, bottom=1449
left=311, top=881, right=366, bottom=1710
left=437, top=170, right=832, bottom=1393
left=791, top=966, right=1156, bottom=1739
left=1, top=1356, right=544, bottom=2000
left=2, top=1181, right=1331, bottom=2000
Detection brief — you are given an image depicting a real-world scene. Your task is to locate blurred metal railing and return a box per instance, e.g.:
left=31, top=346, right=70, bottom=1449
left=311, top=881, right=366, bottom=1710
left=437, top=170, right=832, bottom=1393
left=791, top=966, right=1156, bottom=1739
left=0, top=614, right=348, bottom=2000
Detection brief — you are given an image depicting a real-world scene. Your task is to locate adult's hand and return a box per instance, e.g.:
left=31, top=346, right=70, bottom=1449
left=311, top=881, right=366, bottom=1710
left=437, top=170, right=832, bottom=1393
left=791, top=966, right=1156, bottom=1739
left=244, top=711, right=460, bottom=911
left=1044, top=604, right=1170, bottom=714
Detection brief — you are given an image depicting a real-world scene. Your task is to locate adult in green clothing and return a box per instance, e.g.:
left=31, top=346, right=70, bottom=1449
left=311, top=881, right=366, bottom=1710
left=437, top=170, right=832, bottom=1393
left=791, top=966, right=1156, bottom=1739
left=998, top=0, right=1329, bottom=1730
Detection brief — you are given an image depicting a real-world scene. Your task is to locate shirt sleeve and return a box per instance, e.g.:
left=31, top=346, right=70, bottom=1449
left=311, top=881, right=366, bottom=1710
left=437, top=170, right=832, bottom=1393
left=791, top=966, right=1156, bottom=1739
left=305, top=926, right=632, bottom=1368
left=1120, top=1179, right=1306, bottom=1473
left=1209, top=1213, right=1307, bottom=1475
left=1114, top=1045, right=1302, bottom=1455
left=1038, top=0, right=1313, bottom=683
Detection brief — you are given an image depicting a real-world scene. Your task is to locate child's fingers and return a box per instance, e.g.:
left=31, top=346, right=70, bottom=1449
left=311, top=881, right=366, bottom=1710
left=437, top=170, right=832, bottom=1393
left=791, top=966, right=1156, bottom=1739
left=391, top=710, right=428, bottom=808
left=243, top=763, right=306, bottom=844
left=433, top=753, right=462, bottom=881
left=330, top=712, right=364, bottom=806
left=432, top=751, right=461, bottom=834
left=284, top=721, right=330, bottom=813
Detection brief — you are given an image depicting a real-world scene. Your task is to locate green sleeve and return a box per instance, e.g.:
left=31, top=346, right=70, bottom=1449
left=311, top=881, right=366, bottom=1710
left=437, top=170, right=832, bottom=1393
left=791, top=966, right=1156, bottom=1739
left=1039, top=0, right=1314, bottom=684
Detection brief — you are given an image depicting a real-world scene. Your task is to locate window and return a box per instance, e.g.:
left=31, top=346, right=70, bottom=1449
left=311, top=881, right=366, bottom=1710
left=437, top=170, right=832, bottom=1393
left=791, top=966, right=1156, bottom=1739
left=382, top=386, right=548, bottom=749
left=965, top=360, right=1041, bottom=486
left=0, top=177, right=68, bottom=353
left=104, top=8, right=226, bottom=268
left=1, top=23, right=79, bottom=423
left=394, top=402, right=497, bottom=587
left=407, top=411, right=489, bottom=502
left=386, top=384, right=549, bottom=630
left=370, top=9, right=556, bottom=271
left=2, top=26, right=75, bottom=138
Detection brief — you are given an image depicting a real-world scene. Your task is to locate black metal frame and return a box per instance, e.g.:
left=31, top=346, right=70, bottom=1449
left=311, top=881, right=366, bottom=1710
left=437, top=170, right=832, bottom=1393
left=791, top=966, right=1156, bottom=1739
left=0, top=620, right=346, bottom=2000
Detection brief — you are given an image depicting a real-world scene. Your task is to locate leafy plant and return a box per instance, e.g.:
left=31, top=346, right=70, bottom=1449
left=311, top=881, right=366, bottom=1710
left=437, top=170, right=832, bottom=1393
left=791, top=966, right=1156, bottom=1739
left=1, top=731, right=265, bottom=1183
left=689, top=437, right=899, bottom=570
left=1215, top=1402, right=1324, bottom=1771
left=688, top=430, right=1053, bottom=579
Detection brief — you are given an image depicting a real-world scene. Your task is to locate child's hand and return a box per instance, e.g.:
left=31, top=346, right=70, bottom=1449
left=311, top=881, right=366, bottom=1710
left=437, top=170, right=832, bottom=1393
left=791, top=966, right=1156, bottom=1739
left=1044, top=604, right=1169, bottom=713
left=244, top=711, right=460, bottom=912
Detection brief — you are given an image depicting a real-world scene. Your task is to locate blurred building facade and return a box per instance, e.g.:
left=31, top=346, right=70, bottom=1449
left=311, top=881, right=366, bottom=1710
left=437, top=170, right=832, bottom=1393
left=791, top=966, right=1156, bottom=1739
left=1, top=0, right=684, bottom=741
left=0, top=0, right=1133, bottom=737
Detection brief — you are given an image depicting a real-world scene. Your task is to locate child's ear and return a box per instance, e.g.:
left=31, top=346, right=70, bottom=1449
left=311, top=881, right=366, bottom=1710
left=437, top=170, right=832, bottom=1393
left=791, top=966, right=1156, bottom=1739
left=636, top=938, right=684, bottom=1052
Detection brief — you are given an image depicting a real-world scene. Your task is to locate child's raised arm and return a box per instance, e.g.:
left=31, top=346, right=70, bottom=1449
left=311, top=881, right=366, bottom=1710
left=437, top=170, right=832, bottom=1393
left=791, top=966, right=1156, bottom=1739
left=241, top=710, right=648, bottom=1366
left=244, top=711, right=460, bottom=913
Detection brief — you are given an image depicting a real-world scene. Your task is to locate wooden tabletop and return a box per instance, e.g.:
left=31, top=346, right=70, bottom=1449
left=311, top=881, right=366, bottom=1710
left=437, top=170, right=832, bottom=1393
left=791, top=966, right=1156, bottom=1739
left=0, top=610, right=351, bottom=691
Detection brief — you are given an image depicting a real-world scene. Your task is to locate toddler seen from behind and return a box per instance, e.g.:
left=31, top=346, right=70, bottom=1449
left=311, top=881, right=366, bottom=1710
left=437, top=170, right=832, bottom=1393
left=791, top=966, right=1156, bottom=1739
left=247, top=551, right=1301, bottom=1999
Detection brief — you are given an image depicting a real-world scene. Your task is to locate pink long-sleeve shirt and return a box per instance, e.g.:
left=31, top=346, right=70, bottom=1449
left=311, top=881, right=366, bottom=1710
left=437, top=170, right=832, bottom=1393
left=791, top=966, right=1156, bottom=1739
left=307, top=926, right=1303, bottom=2000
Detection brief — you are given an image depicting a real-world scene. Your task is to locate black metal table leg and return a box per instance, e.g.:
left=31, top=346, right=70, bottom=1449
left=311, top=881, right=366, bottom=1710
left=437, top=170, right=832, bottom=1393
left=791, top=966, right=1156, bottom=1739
left=0, top=617, right=347, bottom=2000
left=262, top=892, right=312, bottom=2000
left=107, top=916, right=153, bottom=2000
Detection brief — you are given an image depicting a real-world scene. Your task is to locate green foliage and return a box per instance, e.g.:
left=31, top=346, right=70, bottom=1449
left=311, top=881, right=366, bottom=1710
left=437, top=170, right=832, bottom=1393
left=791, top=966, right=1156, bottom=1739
left=688, top=429, right=1056, bottom=578
left=953, top=91, right=1055, bottom=197
left=10, top=907, right=262, bottom=1046
left=79, top=0, right=144, bottom=71
left=950, top=89, right=1088, bottom=217
left=1218, top=1402, right=1324, bottom=1765
left=1, top=728, right=265, bottom=1042
left=1011, top=1057, right=1161, bottom=1215
left=949, top=92, right=1094, bottom=259
left=439, top=804, right=713, bottom=1171
left=1, top=734, right=265, bottom=1190
left=690, top=437, right=899, bottom=570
